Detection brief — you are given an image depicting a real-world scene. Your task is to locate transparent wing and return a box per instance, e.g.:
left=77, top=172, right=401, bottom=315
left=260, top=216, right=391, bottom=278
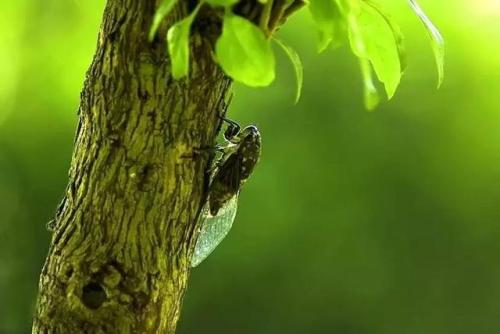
left=191, top=195, right=238, bottom=267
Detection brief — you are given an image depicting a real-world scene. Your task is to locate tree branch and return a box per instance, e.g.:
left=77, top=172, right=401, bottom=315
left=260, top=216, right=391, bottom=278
left=32, top=0, right=231, bottom=332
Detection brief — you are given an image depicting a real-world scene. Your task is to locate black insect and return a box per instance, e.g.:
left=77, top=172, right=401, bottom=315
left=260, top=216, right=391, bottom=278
left=191, top=119, right=262, bottom=267
left=208, top=120, right=261, bottom=215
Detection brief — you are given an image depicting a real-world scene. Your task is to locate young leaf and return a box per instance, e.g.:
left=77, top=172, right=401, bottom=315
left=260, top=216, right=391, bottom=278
left=215, top=14, right=275, bottom=87
left=206, top=0, right=239, bottom=7
left=408, top=0, right=445, bottom=88
left=274, top=38, right=303, bottom=104
left=365, top=1, right=406, bottom=73
left=167, top=7, right=199, bottom=79
left=309, top=0, right=345, bottom=52
left=149, top=0, right=179, bottom=42
left=348, top=1, right=404, bottom=100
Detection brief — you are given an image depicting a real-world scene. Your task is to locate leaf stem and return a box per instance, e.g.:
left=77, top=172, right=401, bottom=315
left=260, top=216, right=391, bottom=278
left=259, top=0, right=274, bottom=35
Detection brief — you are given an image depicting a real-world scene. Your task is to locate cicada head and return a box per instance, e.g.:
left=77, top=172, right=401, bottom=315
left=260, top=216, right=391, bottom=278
left=239, top=125, right=260, bottom=139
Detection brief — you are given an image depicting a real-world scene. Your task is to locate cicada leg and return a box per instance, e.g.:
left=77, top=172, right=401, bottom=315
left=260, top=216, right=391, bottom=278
left=220, top=117, right=241, bottom=142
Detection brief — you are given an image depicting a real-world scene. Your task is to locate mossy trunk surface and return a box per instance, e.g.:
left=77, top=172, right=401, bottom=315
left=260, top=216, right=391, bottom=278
left=32, top=0, right=231, bottom=333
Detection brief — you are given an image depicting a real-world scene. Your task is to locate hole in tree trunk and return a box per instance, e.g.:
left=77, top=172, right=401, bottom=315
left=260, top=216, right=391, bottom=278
left=82, top=282, right=107, bottom=310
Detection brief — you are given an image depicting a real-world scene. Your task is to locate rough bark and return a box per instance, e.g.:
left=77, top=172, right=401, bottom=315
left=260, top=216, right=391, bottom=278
left=32, top=0, right=231, bottom=333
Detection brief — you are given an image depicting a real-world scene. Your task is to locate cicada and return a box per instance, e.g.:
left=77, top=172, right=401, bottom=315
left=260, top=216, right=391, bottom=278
left=191, top=120, right=261, bottom=267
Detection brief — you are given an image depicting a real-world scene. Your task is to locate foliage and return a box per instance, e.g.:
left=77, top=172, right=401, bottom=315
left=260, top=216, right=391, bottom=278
left=216, top=13, right=276, bottom=86
left=408, top=0, right=445, bottom=88
left=274, top=38, right=303, bottom=104
left=167, top=4, right=202, bottom=78
left=150, top=0, right=444, bottom=109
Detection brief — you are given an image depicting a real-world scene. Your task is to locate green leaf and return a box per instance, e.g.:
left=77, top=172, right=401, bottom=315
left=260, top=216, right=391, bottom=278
left=309, top=0, right=345, bottom=52
left=206, top=0, right=239, bottom=7
left=348, top=0, right=404, bottom=100
left=274, top=38, right=303, bottom=104
left=167, top=7, right=199, bottom=79
left=215, top=14, right=275, bottom=87
left=149, top=0, right=179, bottom=42
left=408, top=0, right=445, bottom=88
left=365, top=1, right=406, bottom=73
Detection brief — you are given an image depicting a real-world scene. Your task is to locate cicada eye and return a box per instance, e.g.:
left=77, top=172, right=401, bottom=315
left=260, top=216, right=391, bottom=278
left=224, top=124, right=240, bottom=141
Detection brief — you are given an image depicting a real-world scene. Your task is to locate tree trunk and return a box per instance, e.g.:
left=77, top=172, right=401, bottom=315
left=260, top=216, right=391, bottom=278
left=32, top=0, right=231, bottom=333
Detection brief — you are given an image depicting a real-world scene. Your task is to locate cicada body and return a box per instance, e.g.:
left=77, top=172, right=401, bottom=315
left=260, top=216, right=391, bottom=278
left=208, top=125, right=261, bottom=215
left=191, top=124, right=261, bottom=267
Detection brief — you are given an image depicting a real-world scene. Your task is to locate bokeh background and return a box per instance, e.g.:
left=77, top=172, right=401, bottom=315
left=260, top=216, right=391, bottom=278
left=1, top=0, right=500, bottom=333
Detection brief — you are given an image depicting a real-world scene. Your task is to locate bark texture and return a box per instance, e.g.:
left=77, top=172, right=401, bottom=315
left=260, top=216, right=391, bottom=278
left=32, top=0, right=231, bottom=333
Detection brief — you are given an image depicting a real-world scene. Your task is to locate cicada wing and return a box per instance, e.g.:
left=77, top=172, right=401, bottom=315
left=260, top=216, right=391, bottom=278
left=191, top=195, right=239, bottom=267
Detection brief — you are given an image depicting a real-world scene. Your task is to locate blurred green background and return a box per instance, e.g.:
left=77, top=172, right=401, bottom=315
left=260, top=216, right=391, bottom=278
left=1, top=0, right=500, bottom=333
